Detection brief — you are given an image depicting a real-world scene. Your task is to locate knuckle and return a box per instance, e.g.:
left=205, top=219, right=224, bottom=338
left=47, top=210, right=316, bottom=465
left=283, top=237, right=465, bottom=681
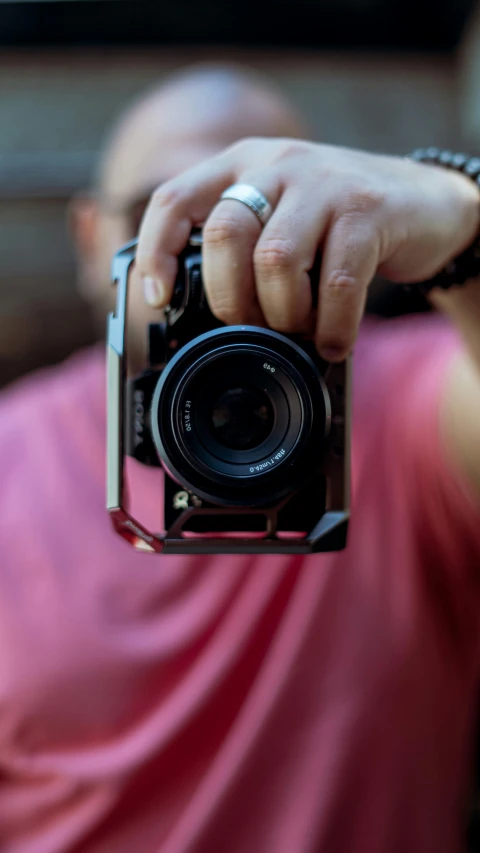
left=151, top=183, right=185, bottom=211
left=224, top=137, right=262, bottom=165
left=324, top=269, right=359, bottom=301
left=203, top=214, right=243, bottom=247
left=274, top=138, right=311, bottom=162
left=229, top=136, right=259, bottom=154
left=341, top=185, right=385, bottom=216
left=254, top=238, right=297, bottom=275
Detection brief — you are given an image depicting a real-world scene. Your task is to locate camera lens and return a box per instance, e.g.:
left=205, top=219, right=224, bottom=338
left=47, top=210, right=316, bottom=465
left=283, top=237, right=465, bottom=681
left=151, top=326, right=331, bottom=506
left=210, top=386, right=274, bottom=451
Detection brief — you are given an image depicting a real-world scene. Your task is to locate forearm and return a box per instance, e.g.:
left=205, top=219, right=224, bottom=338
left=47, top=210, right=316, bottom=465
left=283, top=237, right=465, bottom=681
left=419, top=167, right=480, bottom=496
left=426, top=166, right=480, bottom=370
left=430, top=281, right=480, bottom=373
left=428, top=281, right=480, bottom=497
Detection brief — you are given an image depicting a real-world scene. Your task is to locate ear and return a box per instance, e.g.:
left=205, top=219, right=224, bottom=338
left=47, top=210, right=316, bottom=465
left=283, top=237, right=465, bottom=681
left=67, top=194, right=101, bottom=297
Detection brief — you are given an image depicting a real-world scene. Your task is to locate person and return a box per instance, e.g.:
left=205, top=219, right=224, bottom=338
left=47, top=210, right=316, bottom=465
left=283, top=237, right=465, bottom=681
left=0, top=63, right=479, bottom=853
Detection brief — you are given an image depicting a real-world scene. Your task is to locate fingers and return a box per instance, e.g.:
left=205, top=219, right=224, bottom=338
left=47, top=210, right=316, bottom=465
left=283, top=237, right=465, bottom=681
left=315, top=212, right=379, bottom=360
left=203, top=184, right=331, bottom=332
left=136, top=136, right=381, bottom=361
left=202, top=201, right=265, bottom=326
left=200, top=168, right=284, bottom=326
left=253, top=187, right=331, bottom=333
left=136, top=150, right=236, bottom=307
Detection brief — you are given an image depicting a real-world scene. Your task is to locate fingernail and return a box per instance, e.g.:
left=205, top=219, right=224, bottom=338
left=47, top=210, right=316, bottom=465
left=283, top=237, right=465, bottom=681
left=320, top=346, right=345, bottom=362
left=143, top=276, right=164, bottom=307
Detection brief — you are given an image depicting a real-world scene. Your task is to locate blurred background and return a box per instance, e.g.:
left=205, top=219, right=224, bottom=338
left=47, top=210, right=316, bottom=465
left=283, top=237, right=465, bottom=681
left=2, top=0, right=480, bottom=388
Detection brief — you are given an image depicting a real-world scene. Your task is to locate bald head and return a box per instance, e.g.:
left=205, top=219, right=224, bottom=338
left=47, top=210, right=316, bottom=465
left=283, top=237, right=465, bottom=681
left=98, top=64, right=309, bottom=203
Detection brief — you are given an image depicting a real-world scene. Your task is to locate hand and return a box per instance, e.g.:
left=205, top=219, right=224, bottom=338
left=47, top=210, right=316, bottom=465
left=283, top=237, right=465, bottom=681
left=136, top=138, right=480, bottom=360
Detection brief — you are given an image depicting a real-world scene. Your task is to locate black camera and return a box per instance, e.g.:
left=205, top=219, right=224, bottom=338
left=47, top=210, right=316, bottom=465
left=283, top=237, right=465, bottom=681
left=107, top=231, right=350, bottom=554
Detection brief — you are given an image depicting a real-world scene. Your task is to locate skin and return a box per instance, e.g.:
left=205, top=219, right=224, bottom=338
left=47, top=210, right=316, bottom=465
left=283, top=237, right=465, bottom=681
left=70, top=65, right=308, bottom=366
left=71, top=65, right=480, bottom=499
left=136, top=138, right=480, bottom=496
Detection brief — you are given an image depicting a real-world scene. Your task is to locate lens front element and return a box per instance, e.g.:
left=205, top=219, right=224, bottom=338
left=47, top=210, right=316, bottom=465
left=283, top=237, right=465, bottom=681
left=151, top=327, right=330, bottom=506
left=210, top=386, right=274, bottom=451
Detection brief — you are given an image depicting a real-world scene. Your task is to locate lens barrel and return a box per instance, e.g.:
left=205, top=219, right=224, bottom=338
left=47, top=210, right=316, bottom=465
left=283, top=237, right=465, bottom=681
left=151, top=326, right=331, bottom=506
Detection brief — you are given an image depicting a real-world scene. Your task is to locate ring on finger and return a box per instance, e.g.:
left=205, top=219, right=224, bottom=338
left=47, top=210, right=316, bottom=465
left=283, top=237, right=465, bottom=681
left=220, top=183, right=273, bottom=227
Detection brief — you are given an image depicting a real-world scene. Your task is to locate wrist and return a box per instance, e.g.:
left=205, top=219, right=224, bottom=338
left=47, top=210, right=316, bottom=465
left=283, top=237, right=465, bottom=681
left=444, top=167, right=480, bottom=256
left=407, top=148, right=480, bottom=292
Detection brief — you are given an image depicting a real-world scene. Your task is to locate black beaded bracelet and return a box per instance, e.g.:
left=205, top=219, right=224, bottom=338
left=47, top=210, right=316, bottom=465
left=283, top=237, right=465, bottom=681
left=407, top=147, right=480, bottom=295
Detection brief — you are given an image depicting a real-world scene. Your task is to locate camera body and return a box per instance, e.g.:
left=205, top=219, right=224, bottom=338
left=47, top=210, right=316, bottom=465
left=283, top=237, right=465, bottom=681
left=107, top=232, right=350, bottom=554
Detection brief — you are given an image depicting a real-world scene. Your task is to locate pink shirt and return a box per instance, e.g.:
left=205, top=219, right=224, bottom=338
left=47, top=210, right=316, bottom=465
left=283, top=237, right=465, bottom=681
left=0, top=315, right=479, bottom=853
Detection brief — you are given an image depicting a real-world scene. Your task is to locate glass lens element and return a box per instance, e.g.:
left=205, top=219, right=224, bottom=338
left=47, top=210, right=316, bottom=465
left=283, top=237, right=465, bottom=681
left=210, top=386, right=274, bottom=451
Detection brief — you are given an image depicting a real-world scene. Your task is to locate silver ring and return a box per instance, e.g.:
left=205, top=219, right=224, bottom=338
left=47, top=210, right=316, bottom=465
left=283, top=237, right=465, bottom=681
left=220, top=183, right=273, bottom=227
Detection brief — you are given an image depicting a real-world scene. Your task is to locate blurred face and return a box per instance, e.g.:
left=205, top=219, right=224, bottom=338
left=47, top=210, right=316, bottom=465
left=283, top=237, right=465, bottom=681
left=73, top=144, right=232, bottom=368
left=101, top=147, right=238, bottom=277
left=70, top=72, right=306, bottom=365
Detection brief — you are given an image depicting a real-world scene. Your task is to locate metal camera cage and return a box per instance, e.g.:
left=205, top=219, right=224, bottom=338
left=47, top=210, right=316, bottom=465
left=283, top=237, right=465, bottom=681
left=107, top=238, right=351, bottom=554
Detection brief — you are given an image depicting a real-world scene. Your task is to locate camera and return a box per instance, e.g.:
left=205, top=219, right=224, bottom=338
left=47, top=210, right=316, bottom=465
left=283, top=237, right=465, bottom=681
left=107, top=231, right=350, bottom=554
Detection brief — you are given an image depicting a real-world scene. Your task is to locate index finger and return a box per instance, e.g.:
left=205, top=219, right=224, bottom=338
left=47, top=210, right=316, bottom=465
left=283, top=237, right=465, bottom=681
left=136, top=149, right=236, bottom=308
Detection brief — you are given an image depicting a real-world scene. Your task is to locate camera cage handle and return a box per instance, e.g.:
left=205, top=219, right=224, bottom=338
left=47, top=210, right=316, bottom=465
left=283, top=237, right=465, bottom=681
left=107, top=238, right=350, bottom=555
left=107, top=238, right=164, bottom=552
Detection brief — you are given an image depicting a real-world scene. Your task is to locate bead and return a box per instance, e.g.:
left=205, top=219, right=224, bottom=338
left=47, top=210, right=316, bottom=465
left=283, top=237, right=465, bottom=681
left=438, top=150, right=453, bottom=166
left=451, top=152, right=469, bottom=169
left=410, top=148, right=427, bottom=161
left=465, top=157, right=480, bottom=177
left=424, top=146, right=441, bottom=161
